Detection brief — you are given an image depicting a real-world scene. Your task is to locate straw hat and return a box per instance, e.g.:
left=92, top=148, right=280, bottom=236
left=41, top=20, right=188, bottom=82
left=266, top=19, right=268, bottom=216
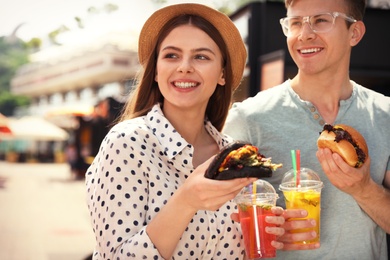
left=138, top=3, right=247, bottom=90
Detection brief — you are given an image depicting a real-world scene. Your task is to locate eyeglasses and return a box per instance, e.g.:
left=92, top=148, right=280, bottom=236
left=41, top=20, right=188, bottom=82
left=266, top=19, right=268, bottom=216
left=280, top=12, right=357, bottom=37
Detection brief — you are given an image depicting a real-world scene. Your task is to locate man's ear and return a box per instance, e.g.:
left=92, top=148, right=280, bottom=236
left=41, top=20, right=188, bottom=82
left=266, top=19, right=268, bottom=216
left=350, top=21, right=366, bottom=47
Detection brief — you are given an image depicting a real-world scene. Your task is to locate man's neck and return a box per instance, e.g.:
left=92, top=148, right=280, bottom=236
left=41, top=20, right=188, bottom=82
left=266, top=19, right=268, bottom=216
left=291, top=74, right=353, bottom=124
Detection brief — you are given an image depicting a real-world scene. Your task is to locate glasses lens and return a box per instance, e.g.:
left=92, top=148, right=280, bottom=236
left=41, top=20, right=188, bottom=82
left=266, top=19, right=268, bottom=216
left=283, top=17, right=301, bottom=36
left=281, top=13, right=334, bottom=36
left=280, top=18, right=290, bottom=36
left=310, top=13, right=334, bottom=33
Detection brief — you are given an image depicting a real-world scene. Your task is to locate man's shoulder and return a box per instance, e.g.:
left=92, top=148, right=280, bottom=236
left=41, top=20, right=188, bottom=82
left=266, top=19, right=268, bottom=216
left=353, top=82, right=390, bottom=110
left=232, top=81, right=289, bottom=109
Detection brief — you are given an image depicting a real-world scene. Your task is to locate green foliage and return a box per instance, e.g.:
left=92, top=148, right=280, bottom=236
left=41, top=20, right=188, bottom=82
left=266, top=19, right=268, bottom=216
left=150, top=0, right=167, bottom=4
left=25, top=37, right=42, bottom=50
left=0, top=37, right=29, bottom=93
left=0, top=37, right=30, bottom=116
left=74, top=16, right=84, bottom=29
left=48, top=25, right=70, bottom=45
left=103, top=3, right=118, bottom=13
left=0, top=91, right=30, bottom=116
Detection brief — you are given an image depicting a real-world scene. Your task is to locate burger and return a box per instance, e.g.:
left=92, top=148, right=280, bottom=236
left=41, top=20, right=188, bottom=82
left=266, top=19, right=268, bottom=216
left=317, top=124, right=368, bottom=168
left=204, top=141, right=282, bottom=180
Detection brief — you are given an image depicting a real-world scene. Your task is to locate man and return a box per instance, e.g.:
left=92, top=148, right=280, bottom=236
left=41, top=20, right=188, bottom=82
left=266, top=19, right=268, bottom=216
left=224, top=0, right=390, bottom=259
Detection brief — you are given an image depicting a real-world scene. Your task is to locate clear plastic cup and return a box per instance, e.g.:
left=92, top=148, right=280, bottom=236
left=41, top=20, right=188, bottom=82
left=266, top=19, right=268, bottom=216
left=235, top=180, right=279, bottom=259
left=279, top=168, right=324, bottom=245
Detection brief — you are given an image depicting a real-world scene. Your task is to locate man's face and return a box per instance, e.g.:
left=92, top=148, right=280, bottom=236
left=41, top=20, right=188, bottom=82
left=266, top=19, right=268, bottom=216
left=286, top=0, right=355, bottom=76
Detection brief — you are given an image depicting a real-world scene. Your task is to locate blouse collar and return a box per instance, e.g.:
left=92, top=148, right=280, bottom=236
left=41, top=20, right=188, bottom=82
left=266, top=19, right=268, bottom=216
left=145, top=104, right=231, bottom=160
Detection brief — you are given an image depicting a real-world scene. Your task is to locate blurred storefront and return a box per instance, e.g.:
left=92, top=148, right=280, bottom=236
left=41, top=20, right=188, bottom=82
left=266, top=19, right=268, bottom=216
left=0, top=115, right=69, bottom=163
left=7, top=32, right=135, bottom=168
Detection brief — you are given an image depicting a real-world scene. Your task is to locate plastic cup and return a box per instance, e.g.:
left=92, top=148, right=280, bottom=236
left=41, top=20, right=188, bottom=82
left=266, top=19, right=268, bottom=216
left=279, top=168, right=323, bottom=245
left=235, top=180, right=279, bottom=259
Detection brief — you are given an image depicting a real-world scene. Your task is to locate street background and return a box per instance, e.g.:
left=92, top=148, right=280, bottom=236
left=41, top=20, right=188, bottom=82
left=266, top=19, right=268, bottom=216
left=0, top=162, right=94, bottom=260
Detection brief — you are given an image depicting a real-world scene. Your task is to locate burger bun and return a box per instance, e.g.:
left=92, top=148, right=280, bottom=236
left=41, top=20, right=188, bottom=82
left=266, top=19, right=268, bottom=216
left=317, top=124, right=368, bottom=168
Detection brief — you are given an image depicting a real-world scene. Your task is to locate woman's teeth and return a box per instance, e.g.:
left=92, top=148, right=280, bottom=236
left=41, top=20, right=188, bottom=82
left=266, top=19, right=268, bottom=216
left=174, top=82, right=197, bottom=88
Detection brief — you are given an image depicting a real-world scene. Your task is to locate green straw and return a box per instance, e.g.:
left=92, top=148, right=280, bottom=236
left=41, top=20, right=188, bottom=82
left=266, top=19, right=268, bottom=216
left=291, top=150, right=297, bottom=186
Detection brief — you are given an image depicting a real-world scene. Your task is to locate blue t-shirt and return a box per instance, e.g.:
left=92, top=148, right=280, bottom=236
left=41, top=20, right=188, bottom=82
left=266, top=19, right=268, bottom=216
left=224, top=80, right=390, bottom=260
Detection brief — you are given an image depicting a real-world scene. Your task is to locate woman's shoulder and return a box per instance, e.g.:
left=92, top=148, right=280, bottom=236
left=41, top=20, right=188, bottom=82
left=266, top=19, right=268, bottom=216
left=106, top=117, right=151, bottom=140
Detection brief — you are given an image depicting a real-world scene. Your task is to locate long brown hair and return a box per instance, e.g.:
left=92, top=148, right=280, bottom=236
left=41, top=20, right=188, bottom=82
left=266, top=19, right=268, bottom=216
left=119, top=14, right=234, bottom=132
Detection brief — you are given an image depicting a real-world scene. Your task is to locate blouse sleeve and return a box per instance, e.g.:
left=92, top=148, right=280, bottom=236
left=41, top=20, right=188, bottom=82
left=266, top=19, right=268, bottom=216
left=86, top=123, right=164, bottom=259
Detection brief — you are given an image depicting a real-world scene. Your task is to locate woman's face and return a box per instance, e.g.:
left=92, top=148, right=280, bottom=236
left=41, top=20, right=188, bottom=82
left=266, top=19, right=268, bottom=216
left=155, top=24, right=225, bottom=114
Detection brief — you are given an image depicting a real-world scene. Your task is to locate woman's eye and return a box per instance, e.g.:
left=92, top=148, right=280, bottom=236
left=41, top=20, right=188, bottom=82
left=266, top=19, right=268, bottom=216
left=164, top=53, right=178, bottom=59
left=195, top=54, right=209, bottom=60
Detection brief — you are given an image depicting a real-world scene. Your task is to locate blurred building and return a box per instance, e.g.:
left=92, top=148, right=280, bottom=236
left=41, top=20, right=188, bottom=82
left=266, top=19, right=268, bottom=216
left=10, top=31, right=139, bottom=118
left=7, top=31, right=137, bottom=166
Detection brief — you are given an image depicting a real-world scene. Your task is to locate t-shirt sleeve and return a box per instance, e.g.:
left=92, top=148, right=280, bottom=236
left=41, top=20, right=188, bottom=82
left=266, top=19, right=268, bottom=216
left=223, top=102, right=251, bottom=142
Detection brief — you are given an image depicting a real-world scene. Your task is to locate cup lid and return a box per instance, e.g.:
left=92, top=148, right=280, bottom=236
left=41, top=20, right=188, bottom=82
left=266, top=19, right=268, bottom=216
left=235, top=179, right=278, bottom=204
left=238, top=179, right=277, bottom=196
left=281, top=167, right=321, bottom=183
left=279, top=167, right=323, bottom=191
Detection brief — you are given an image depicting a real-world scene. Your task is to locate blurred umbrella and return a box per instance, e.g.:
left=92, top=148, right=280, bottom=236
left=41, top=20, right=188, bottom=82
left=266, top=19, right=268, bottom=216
left=46, top=105, right=94, bottom=117
left=0, top=113, right=12, bottom=135
left=7, top=116, right=69, bottom=141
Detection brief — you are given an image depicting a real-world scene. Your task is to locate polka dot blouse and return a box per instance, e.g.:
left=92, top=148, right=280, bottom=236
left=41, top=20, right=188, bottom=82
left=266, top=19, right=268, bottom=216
left=86, top=104, right=245, bottom=260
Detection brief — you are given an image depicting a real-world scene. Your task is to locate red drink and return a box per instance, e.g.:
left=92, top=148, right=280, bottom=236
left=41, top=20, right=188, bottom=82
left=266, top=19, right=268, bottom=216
left=238, top=204, right=276, bottom=259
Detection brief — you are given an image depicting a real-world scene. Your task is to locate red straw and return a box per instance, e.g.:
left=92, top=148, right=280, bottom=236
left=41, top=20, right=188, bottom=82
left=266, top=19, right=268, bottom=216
left=290, top=150, right=297, bottom=186
left=296, top=150, right=301, bottom=186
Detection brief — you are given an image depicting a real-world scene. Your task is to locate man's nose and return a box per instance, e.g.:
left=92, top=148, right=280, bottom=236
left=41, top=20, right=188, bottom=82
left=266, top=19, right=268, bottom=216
left=298, top=20, right=316, bottom=40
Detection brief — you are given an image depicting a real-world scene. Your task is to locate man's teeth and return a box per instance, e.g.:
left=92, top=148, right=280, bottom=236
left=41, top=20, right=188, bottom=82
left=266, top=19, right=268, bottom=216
left=174, top=82, right=197, bottom=88
left=300, top=48, right=321, bottom=54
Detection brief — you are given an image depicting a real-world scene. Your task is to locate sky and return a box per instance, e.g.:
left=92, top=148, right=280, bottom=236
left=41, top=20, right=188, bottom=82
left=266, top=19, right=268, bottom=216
left=0, top=0, right=219, bottom=43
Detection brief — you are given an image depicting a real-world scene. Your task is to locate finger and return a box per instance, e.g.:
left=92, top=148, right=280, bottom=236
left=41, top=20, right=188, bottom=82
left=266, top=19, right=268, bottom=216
left=282, top=241, right=320, bottom=251
left=266, top=226, right=285, bottom=237
left=323, top=148, right=340, bottom=172
left=283, top=209, right=308, bottom=219
left=271, top=240, right=284, bottom=250
left=278, top=230, right=317, bottom=243
left=271, top=206, right=284, bottom=216
left=283, top=218, right=316, bottom=232
left=317, top=148, right=335, bottom=174
left=265, top=215, right=285, bottom=226
left=230, top=212, right=240, bottom=222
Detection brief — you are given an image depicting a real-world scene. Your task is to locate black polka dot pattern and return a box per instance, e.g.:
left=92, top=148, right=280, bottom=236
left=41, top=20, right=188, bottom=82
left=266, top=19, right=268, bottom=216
left=86, top=104, right=245, bottom=259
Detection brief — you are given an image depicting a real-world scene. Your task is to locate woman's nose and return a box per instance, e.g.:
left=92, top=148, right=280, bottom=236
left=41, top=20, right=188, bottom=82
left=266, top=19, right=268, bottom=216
left=177, top=59, right=194, bottom=73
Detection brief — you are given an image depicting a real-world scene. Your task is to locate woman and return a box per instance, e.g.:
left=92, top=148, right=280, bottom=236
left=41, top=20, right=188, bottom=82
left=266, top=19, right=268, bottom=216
left=86, top=3, right=284, bottom=259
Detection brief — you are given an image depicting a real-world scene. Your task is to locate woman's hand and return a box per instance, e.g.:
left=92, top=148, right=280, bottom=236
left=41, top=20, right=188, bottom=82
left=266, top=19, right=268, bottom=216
left=278, top=209, right=320, bottom=250
left=231, top=206, right=286, bottom=250
left=232, top=208, right=320, bottom=250
left=177, top=156, right=257, bottom=212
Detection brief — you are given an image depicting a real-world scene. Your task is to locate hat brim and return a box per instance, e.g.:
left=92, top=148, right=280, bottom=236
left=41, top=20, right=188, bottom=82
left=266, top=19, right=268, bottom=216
left=138, top=3, right=247, bottom=90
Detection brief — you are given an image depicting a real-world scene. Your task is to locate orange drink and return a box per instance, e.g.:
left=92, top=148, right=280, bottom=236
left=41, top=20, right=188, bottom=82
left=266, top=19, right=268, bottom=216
left=283, top=189, right=321, bottom=244
left=279, top=168, right=323, bottom=245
